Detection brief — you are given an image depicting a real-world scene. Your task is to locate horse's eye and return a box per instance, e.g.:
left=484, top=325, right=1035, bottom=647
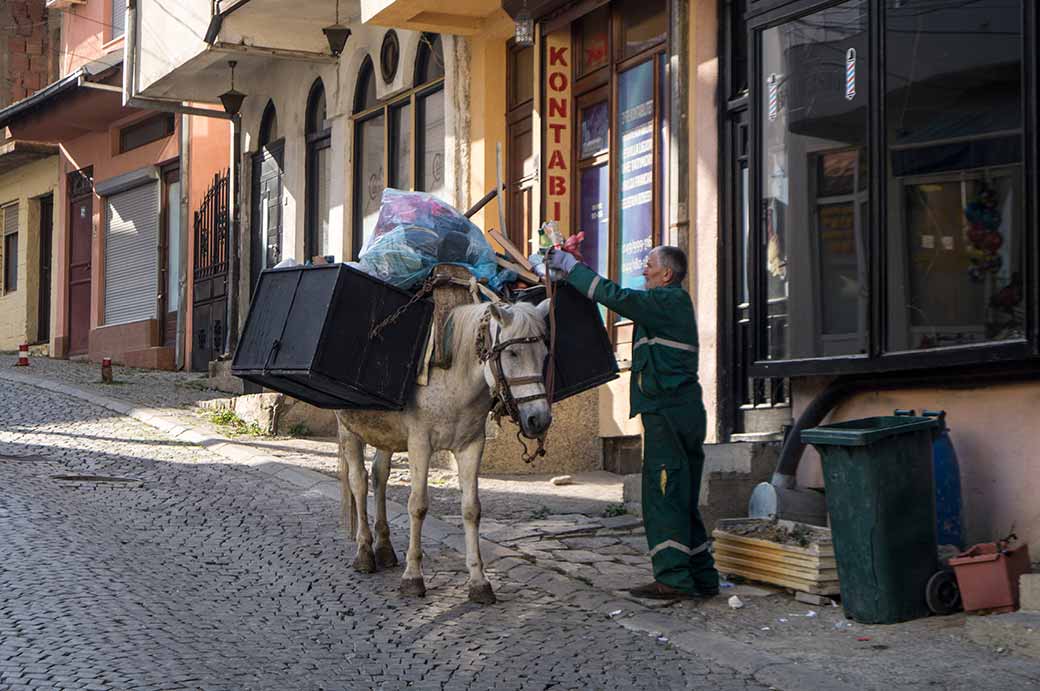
left=507, top=350, right=518, bottom=359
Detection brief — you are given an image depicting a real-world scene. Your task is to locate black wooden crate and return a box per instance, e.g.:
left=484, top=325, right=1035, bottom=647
left=232, top=264, right=433, bottom=410
left=518, top=283, right=619, bottom=403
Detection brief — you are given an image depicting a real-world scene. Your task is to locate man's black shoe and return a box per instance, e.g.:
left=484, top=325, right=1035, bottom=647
left=628, top=581, right=719, bottom=600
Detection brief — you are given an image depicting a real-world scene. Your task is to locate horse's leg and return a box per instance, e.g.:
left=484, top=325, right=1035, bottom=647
left=456, top=436, right=495, bottom=604
left=372, top=448, right=398, bottom=569
left=400, top=434, right=431, bottom=597
left=334, top=413, right=357, bottom=539
left=337, top=428, right=376, bottom=573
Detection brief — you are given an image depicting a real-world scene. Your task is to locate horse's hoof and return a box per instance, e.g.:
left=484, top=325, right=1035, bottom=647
left=352, top=546, right=377, bottom=574
left=400, top=577, right=427, bottom=597
left=375, top=543, right=399, bottom=570
left=468, top=582, right=497, bottom=605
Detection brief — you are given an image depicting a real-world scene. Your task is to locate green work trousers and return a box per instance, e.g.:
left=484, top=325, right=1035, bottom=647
left=641, top=403, right=719, bottom=593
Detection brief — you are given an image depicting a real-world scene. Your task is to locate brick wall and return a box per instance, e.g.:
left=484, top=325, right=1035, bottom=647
left=1, top=0, right=59, bottom=108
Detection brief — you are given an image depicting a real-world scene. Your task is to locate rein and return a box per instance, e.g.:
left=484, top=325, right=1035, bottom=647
left=476, top=310, right=551, bottom=463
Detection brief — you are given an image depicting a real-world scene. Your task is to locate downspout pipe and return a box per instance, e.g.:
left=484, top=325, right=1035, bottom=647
left=772, top=363, right=1040, bottom=489
left=122, top=0, right=234, bottom=121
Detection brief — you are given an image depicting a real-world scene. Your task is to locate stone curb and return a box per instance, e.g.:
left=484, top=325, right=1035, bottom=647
left=0, top=369, right=862, bottom=691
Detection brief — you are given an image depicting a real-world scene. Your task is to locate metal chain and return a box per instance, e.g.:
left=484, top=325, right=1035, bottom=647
left=369, top=276, right=437, bottom=341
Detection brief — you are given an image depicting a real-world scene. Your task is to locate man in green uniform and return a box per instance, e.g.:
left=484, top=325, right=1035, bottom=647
left=542, top=246, right=719, bottom=599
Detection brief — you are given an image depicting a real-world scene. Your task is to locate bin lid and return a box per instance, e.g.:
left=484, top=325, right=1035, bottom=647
left=801, top=415, right=939, bottom=447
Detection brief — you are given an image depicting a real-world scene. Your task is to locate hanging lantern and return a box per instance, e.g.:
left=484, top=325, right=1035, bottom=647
left=323, top=0, right=352, bottom=56
left=219, top=60, right=246, bottom=116
left=515, top=0, right=534, bottom=47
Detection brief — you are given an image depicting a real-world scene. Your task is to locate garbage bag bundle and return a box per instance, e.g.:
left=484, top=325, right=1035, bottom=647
left=354, top=189, right=498, bottom=290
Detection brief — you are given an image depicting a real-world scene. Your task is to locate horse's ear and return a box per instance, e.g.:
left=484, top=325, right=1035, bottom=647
left=489, top=302, right=513, bottom=326
left=535, top=299, right=551, bottom=321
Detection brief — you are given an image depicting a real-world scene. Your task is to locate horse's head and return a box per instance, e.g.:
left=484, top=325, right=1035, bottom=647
left=484, top=300, right=552, bottom=438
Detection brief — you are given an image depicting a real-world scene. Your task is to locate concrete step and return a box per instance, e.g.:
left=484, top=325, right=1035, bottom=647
left=622, top=440, right=779, bottom=530
left=965, top=611, right=1040, bottom=658
left=1021, top=574, right=1040, bottom=613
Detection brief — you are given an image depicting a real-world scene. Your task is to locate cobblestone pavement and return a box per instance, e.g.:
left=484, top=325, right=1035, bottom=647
left=0, top=380, right=767, bottom=691
left=5, top=360, right=1040, bottom=690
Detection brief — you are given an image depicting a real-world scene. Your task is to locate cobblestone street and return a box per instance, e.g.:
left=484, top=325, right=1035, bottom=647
left=4, top=363, right=1040, bottom=690
left=0, top=380, right=765, bottom=691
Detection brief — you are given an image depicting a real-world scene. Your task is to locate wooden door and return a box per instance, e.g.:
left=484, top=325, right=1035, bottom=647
left=37, top=194, right=53, bottom=344
left=250, top=140, right=284, bottom=294
left=68, top=192, right=93, bottom=355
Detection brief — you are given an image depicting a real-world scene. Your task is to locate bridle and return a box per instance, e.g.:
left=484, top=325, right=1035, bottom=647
left=475, top=310, right=550, bottom=462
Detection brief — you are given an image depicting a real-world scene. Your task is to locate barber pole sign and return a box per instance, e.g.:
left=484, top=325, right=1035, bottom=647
left=845, top=49, right=857, bottom=101
left=768, top=74, right=779, bottom=121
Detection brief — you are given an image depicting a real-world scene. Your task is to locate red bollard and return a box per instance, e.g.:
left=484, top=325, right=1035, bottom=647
left=101, top=357, right=113, bottom=383
left=15, top=343, right=29, bottom=367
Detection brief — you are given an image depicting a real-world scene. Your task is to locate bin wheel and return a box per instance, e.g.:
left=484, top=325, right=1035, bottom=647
left=926, top=569, right=961, bottom=615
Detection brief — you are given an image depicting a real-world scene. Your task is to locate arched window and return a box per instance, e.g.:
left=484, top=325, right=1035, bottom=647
left=259, top=101, right=279, bottom=148
left=353, top=58, right=385, bottom=254
left=414, top=33, right=445, bottom=198
left=305, top=79, right=332, bottom=260
left=351, top=35, right=448, bottom=257
left=414, top=32, right=444, bottom=84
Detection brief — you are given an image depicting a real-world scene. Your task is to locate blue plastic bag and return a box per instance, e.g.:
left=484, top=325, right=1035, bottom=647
left=357, top=189, right=498, bottom=289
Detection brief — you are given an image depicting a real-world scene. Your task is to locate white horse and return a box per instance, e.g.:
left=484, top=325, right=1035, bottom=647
left=334, top=300, right=552, bottom=604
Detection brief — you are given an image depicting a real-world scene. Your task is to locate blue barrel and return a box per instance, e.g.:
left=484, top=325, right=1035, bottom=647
left=927, top=410, right=963, bottom=549
left=895, top=409, right=964, bottom=549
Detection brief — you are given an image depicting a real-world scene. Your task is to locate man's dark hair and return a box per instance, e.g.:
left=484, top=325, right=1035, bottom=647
left=654, top=245, right=687, bottom=284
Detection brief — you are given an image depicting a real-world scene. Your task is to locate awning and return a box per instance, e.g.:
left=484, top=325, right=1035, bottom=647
left=0, top=139, right=58, bottom=177
left=0, top=53, right=135, bottom=143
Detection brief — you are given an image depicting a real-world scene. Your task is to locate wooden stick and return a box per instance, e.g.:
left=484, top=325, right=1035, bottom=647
left=495, top=255, right=540, bottom=284
left=488, top=228, right=534, bottom=271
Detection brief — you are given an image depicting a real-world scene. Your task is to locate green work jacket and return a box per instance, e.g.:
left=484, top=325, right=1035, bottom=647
left=566, top=264, right=701, bottom=417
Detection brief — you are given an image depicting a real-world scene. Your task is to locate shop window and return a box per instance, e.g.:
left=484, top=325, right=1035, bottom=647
left=119, top=114, right=175, bottom=153
left=305, top=79, right=332, bottom=260
left=2, top=203, right=17, bottom=293
left=884, top=1, right=1024, bottom=351
left=750, top=0, right=1032, bottom=374
left=352, top=35, right=446, bottom=256
left=568, top=0, right=667, bottom=337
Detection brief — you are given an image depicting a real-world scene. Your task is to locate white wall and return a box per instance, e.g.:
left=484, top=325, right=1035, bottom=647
left=233, top=28, right=464, bottom=320
left=135, top=0, right=212, bottom=95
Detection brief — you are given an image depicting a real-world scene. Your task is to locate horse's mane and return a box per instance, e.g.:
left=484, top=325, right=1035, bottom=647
left=449, top=301, right=546, bottom=369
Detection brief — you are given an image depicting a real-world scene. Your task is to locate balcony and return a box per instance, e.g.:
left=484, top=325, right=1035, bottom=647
left=45, top=0, right=86, bottom=9
left=133, top=0, right=347, bottom=104
left=361, top=0, right=506, bottom=34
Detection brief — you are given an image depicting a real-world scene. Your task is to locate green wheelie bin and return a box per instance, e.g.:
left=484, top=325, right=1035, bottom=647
left=802, top=415, right=941, bottom=624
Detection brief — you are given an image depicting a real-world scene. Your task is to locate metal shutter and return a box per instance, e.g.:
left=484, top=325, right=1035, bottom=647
left=111, top=0, right=125, bottom=38
left=104, top=182, right=158, bottom=326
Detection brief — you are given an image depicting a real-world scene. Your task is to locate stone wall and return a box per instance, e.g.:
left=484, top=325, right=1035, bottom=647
left=1, top=0, right=59, bottom=107
left=481, top=387, right=601, bottom=475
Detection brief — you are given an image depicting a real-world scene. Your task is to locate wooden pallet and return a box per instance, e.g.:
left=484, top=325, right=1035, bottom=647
left=713, top=518, right=841, bottom=596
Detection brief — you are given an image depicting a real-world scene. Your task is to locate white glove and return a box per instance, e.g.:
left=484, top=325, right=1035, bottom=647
left=534, top=263, right=548, bottom=278
left=546, top=248, right=578, bottom=274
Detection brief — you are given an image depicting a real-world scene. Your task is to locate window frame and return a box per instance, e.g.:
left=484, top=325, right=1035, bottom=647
left=118, top=113, right=175, bottom=154
left=351, top=38, right=446, bottom=257
left=305, top=79, right=333, bottom=261
left=2, top=203, right=18, bottom=294
left=745, top=0, right=1039, bottom=378
left=566, top=1, right=669, bottom=347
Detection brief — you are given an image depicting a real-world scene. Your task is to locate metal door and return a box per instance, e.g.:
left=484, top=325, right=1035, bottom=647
left=191, top=171, right=229, bottom=371
left=68, top=169, right=93, bottom=356
left=250, top=139, right=284, bottom=293
left=104, top=182, right=160, bottom=327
